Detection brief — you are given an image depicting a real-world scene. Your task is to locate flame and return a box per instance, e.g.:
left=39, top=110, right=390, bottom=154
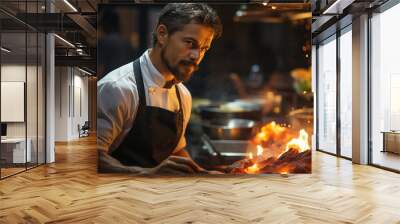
left=278, top=166, right=290, bottom=174
left=284, top=129, right=310, bottom=153
left=254, top=121, right=287, bottom=143
left=257, top=145, right=263, bottom=156
left=248, top=152, right=253, bottom=160
left=240, top=122, right=311, bottom=174
left=245, top=164, right=259, bottom=174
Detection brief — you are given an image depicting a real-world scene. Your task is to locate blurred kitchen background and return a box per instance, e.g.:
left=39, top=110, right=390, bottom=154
left=98, top=4, right=312, bottom=111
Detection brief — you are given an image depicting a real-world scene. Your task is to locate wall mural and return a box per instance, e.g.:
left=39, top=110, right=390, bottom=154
left=97, top=3, right=312, bottom=175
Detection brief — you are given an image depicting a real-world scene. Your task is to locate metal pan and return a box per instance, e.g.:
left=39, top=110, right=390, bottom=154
left=198, top=101, right=263, bottom=121
left=201, top=118, right=259, bottom=140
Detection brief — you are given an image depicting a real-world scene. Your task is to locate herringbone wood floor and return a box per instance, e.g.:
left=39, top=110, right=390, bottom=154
left=1, top=136, right=400, bottom=224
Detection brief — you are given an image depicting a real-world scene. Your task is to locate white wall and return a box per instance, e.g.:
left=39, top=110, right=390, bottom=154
left=1, top=63, right=46, bottom=164
left=72, top=72, right=89, bottom=137
left=1, top=65, right=36, bottom=138
left=55, top=67, right=89, bottom=141
left=55, top=67, right=69, bottom=141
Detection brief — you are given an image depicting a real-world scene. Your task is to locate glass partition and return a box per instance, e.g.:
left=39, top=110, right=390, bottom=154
left=0, top=1, right=46, bottom=179
left=1, top=31, right=28, bottom=177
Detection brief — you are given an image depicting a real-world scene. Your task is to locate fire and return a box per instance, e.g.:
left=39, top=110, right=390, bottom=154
left=248, top=152, right=253, bottom=160
left=240, top=122, right=311, bottom=174
left=254, top=121, right=287, bottom=144
left=257, top=145, right=263, bottom=155
left=284, top=129, right=310, bottom=154
left=245, top=163, right=259, bottom=174
left=256, top=145, right=263, bottom=160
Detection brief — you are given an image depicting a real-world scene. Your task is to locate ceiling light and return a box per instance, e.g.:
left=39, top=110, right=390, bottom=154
left=54, top=34, right=75, bottom=48
left=262, top=2, right=268, bottom=6
left=271, top=6, right=277, bottom=10
left=236, top=11, right=244, bottom=17
left=78, top=67, right=93, bottom=76
left=322, top=0, right=355, bottom=15
left=63, top=0, right=78, bottom=12
left=1, top=47, right=11, bottom=53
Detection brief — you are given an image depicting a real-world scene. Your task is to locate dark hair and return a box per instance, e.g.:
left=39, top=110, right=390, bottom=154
left=152, top=3, right=222, bottom=46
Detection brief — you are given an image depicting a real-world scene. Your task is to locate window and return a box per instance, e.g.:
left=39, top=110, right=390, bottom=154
left=317, top=35, right=337, bottom=154
left=339, top=27, right=352, bottom=158
left=370, top=2, right=400, bottom=171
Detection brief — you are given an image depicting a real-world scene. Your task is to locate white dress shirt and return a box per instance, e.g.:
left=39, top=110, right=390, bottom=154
left=97, top=49, right=192, bottom=154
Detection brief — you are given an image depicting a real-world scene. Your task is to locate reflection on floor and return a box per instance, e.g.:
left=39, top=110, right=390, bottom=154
left=373, top=150, right=400, bottom=171
left=0, top=163, right=41, bottom=178
left=0, top=167, right=25, bottom=177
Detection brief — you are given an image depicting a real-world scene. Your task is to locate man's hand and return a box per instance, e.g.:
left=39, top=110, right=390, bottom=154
left=144, top=156, right=206, bottom=175
left=99, top=151, right=224, bottom=175
left=171, top=150, right=224, bottom=175
left=223, top=158, right=253, bottom=174
left=204, top=170, right=224, bottom=175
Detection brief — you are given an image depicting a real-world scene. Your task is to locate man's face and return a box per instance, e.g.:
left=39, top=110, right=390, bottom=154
left=159, top=23, right=214, bottom=82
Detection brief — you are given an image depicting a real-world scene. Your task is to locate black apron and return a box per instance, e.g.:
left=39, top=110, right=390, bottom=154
left=111, top=59, right=184, bottom=167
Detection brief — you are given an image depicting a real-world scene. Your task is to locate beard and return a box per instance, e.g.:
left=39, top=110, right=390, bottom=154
left=161, top=47, right=199, bottom=82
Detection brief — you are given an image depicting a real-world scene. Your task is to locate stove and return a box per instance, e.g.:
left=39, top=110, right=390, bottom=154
left=186, top=133, right=255, bottom=170
left=186, top=119, right=255, bottom=168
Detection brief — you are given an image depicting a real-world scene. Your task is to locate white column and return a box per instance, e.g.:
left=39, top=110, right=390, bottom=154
left=46, top=1, right=55, bottom=163
left=55, top=67, right=73, bottom=141
left=352, top=14, right=369, bottom=164
left=312, top=45, right=317, bottom=151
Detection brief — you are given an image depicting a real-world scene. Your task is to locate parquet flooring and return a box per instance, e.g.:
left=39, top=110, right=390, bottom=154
left=1, top=135, right=400, bottom=223
left=1, top=167, right=26, bottom=178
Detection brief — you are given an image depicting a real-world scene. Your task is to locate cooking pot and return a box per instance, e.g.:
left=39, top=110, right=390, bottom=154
left=288, top=107, right=313, bottom=135
left=201, top=118, right=259, bottom=140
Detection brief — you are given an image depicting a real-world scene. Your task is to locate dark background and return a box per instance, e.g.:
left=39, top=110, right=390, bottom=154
left=97, top=3, right=311, bottom=110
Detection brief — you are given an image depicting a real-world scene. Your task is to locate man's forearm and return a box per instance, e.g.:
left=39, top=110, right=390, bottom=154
left=172, top=148, right=206, bottom=171
left=98, top=151, right=148, bottom=175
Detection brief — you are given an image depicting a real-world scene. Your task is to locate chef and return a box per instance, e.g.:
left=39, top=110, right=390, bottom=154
left=97, top=3, right=222, bottom=175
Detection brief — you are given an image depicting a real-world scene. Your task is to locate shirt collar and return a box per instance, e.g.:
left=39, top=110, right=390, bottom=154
left=140, top=49, right=175, bottom=89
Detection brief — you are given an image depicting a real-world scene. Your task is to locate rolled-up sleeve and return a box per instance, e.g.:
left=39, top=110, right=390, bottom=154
left=97, top=78, right=137, bottom=153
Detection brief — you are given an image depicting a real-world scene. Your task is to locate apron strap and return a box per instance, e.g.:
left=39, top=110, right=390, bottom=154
left=174, top=85, right=183, bottom=115
left=133, top=59, right=146, bottom=113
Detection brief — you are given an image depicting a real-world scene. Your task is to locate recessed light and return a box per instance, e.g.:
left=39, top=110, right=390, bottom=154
left=63, top=0, right=78, bottom=12
left=78, top=67, right=93, bottom=76
left=1, top=47, right=11, bottom=53
left=54, top=34, right=75, bottom=48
